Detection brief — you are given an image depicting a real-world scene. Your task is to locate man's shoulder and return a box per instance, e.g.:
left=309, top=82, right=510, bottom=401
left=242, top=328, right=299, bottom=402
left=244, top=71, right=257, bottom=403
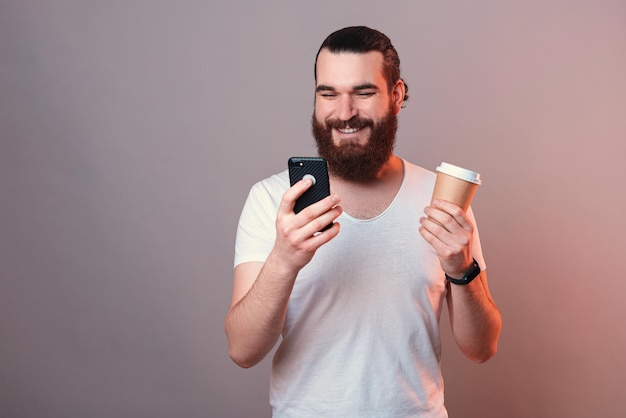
left=249, top=170, right=289, bottom=196
left=239, top=170, right=289, bottom=226
left=401, top=159, right=436, bottom=179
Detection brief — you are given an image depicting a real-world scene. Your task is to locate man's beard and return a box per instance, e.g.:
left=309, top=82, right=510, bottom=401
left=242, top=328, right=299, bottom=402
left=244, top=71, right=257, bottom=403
left=311, top=108, right=398, bottom=183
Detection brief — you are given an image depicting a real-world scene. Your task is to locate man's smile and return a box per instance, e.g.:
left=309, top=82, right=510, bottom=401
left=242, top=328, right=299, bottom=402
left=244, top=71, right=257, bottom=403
left=337, top=127, right=360, bottom=134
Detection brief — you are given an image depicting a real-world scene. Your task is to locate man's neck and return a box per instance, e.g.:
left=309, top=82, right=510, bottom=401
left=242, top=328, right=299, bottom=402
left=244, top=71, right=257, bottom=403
left=329, top=155, right=404, bottom=219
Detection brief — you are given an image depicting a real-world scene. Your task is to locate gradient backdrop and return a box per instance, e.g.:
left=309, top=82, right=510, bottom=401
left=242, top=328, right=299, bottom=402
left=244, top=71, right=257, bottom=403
left=2, top=1, right=625, bottom=417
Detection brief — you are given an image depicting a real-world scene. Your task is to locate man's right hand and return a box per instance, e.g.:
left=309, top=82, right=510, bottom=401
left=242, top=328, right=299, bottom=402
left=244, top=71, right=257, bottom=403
left=273, top=177, right=342, bottom=273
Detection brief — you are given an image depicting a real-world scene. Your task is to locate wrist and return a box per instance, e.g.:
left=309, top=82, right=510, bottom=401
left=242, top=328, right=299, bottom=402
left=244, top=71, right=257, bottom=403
left=265, top=250, right=301, bottom=279
left=445, top=258, right=481, bottom=285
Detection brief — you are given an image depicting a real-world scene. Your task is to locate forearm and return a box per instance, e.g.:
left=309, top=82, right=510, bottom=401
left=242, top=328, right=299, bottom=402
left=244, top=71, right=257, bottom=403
left=225, top=253, right=298, bottom=368
left=226, top=183, right=342, bottom=368
left=447, top=271, right=502, bottom=363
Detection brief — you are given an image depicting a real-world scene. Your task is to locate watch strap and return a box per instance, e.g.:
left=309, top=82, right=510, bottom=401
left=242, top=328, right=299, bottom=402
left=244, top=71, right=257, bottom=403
left=445, top=258, right=481, bottom=285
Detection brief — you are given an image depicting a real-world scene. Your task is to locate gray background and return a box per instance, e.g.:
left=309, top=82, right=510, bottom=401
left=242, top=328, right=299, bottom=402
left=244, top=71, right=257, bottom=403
left=2, top=1, right=625, bottom=417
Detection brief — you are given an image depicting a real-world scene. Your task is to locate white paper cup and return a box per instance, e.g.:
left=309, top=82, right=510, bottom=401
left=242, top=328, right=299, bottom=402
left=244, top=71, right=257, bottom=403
left=431, top=162, right=482, bottom=212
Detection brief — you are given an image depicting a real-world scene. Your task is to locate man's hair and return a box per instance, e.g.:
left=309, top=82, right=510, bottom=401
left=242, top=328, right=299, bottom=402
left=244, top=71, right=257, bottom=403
left=314, top=26, right=409, bottom=103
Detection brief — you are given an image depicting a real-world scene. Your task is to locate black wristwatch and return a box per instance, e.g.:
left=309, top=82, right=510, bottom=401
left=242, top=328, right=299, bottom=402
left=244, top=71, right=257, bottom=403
left=445, top=258, right=481, bottom=285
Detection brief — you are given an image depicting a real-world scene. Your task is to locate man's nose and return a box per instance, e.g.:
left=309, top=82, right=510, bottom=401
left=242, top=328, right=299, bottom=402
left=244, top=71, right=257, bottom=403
left=337, top=95, right=358, bottom=121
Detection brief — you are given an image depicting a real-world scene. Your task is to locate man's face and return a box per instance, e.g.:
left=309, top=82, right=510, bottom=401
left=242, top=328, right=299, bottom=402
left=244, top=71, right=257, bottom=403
left=313, top=49, right=401, bottom=183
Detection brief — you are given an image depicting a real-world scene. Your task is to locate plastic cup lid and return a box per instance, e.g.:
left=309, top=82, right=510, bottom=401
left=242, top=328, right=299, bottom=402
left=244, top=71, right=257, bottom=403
left=436, top=162, right=482, bottom=185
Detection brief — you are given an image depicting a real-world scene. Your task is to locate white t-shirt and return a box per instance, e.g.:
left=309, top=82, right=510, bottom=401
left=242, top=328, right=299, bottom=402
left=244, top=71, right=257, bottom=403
left=235, top=160, right=486, bottom=418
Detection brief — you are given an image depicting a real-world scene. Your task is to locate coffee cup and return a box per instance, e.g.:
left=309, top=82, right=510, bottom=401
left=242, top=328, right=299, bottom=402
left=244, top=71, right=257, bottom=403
left=431, top=162, right=482, bottom=211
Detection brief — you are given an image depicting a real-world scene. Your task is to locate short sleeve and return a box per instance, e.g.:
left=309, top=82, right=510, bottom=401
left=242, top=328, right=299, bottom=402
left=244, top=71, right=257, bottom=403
left=234, top=171, right=289, bottom=267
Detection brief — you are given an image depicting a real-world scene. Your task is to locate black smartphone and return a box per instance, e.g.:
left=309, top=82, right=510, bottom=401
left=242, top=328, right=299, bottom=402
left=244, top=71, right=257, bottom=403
left=288, top=157, right=332, bottom=231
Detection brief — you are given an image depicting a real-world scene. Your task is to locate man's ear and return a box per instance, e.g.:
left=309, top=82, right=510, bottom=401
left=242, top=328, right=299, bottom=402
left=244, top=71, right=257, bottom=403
left=391, top=80, right=406, bottom=114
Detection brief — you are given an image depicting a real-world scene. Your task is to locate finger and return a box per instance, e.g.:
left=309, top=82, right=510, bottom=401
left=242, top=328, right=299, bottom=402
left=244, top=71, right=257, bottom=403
left=431, top=200, right=472, bottom=231
left=423, top=206, right=450, bottom=231
left=285, top=213, right=342, bottom=257
left=420, top=214, right=467, bottom=252
left=288, top=220, right=341, bottom=262
left=301, top=204, right=342, bottom=237
left=297, top=193, right=341, bottom=223
left=278, top=178, right=314, bottom=215
left=420, top=213, right=444, bottom=236
left=290, top=194, right=342, bottom=240
left=308, top=219, right=341, bottom=243
left=418, top=223, right=435, bottom=242
left=419, top=223, right=447, bottom=254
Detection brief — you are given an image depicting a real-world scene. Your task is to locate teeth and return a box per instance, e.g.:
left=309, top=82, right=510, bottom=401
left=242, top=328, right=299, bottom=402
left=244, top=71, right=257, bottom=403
left=339, top=127, right=359, bottom=134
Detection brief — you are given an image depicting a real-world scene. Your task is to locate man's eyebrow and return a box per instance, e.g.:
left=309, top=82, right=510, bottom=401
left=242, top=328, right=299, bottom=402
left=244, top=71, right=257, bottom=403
left=353, top=83, right=379, bottom=91
left=315, top=83, right=380, bottom=93
left=315, top=85, right=336, bottom=93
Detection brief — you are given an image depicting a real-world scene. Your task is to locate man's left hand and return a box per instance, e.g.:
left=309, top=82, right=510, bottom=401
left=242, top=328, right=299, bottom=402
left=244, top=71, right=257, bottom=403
left=419, top=199, right=475, bottom=278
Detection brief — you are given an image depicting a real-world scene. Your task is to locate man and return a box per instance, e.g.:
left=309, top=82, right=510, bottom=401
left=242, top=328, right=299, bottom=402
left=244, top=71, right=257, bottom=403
left=225, top=26, right=501, bottom=417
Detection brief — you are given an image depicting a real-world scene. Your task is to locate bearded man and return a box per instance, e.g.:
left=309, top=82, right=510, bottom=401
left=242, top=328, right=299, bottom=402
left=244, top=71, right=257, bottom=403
left=225, top=26, right=501, bottom=418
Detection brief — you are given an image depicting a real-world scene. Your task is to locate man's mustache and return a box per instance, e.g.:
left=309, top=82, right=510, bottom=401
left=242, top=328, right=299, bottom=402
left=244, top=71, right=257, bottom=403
left=325, top=116, right=374, bottom=130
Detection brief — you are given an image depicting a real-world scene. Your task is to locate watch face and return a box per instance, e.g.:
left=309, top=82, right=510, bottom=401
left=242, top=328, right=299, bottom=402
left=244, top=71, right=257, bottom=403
left=466, top=263, right=481, bottom=281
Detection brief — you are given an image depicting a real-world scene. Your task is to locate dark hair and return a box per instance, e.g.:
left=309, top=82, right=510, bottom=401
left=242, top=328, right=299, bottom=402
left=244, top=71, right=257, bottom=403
left=314, top=26, right=409, bottom=103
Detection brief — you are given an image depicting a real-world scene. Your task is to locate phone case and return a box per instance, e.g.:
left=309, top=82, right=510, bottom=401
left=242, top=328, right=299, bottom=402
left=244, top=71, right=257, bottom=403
left=288, top=157, right=331, bottom=215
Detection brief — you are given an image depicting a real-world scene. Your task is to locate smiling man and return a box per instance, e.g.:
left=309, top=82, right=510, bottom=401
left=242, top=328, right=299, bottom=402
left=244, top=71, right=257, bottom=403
left=225, top=26, right=502, bottom=417
left=312, top=47, right=401, bottom=184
